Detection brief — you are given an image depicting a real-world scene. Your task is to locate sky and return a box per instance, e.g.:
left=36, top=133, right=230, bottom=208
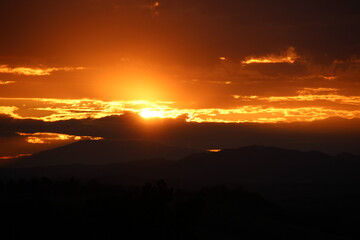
left=1, top=0, right=360, bottom=158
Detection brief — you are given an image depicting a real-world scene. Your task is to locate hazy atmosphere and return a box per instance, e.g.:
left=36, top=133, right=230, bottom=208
left=1, top=1, right=360, bottom=239
left=1, top=0, right=360, bottom=159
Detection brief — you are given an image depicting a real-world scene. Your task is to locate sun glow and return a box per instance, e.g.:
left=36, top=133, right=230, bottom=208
left=2, top=95, right=360, bottom=123
left=139, top=109, right=165, bottom=119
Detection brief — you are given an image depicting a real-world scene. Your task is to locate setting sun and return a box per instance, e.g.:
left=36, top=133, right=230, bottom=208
left=139, top=109, right=165, bottom=119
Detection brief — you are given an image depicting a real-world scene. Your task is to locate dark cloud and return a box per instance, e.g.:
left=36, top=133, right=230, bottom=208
left=1, top=113, right=360, bottom=157
left=0, top=0, right=359, bottom=66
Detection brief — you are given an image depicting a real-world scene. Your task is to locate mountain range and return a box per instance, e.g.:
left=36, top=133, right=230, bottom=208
left=2, top=140, right=360, bottom=188
left=7, top=139, right=201, bottom=167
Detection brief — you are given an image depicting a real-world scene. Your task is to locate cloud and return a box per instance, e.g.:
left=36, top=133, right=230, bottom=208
left=0, top=65, right=85, bottom=76
left=0, top=1, right=359, bottom=124
left=188, top=106, right=360, bottom=123
left=1, top=113, right=360, bottom=156
left=296, top=88, right=339, bottom=95
left=242, top=47, right=299, bottom=64
left=1, top=95, right=360, bottom=124
left=233, top=89, right=360, bottom=107
left=0, top=154, right=31, bottom=160
left=17, top=132, right=102, bottom=144
left=0, top=80, right=15, bottom=85
left=0, top=106, right=20, bottom=118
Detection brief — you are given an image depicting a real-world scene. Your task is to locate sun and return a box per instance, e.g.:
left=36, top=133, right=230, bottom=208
left=139, top=109, right=165, bottom=119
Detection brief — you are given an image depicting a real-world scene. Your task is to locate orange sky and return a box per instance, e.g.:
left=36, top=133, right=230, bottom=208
left=1, top=0, right=360, bottom=158
left=0, top=1, right=360, bottom=123
left=1, top=53, right=360, bottom=123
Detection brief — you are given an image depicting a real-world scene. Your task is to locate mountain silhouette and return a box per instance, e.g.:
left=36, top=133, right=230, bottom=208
left=2, top=145, right=360, bottom=240
left=8, top=139, right=202, bottom=168
left=174, top=146, right=360, bottom=185
left=3, top=145, right=360, bottom=187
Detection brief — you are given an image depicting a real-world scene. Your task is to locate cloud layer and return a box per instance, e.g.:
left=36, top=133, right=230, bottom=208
left=0, top=0, right=360, bottom=158
left=1, top=113, right=360, bottom=158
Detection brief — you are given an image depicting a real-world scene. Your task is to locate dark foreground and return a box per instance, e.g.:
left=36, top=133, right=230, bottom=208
left=0, top=178, right=358, bottom=240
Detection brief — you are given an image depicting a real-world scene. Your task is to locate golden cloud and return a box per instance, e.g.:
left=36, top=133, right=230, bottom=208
left=185, top=106, right=360, bottom=123
left=242, top=47, right=299, bottom=64
left=0, top=80, right=15, bottom=85
left=1, top=94, right=360, bottom=123
left=0, top=106, right=20, bottom=118
left=233, top=88, right=360, bottom=106
left=17, top=132, right=103, bottom=144
left=267, top=95, right=360, bottom=105
left=0, top=65, right=85, bottom=76
left=297, top=88, right=339, bottom=94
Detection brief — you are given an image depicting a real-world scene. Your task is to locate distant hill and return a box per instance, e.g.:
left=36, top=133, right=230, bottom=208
left=175, top=146, right=360, bottom=185
left=8, top=139, right=202, bottom=168
left=2, top=145, right=360, bottom=239
left=3, top=145, right=360, bottom=187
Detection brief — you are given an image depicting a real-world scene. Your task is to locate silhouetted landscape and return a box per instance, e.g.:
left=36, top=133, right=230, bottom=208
left=1, top=141, right=360, bottom=239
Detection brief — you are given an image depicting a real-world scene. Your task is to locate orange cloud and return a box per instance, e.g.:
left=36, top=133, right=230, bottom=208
left=297, top=88, right=339, bottom=94
left=209, top=80, right=232, bottom=85
left=17, top=132, right=103, bottom=144
left=268, top=94, right=360, bottom=106
left=0, top=65, right=85, bottom=76
left=0, top=80, right=15, bottom=85
left=299, top=75, right=337, bottom=81
left=242, top=47, right=299, bottom=64
left=0, top=106, right=21, bottom=118
left=234, top=88, right=360, bottom=106
left=207, top=149, right=222, bottom=152
left=1, top=95, right=360, bottom=123
left=0, top=154, right=31, bottom=160
left=186, top=106, right=360, bottom=123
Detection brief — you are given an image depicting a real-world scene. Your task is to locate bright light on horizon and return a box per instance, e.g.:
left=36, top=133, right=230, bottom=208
left=139, top=109, right=165, bottom=119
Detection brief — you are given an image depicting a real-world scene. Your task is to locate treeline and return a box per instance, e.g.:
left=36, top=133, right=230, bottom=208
left=0, top=178, right=357, bottom=240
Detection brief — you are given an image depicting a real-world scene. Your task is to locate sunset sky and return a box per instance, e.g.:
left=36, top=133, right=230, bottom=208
left=1, top=0, right=360, bottom=158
